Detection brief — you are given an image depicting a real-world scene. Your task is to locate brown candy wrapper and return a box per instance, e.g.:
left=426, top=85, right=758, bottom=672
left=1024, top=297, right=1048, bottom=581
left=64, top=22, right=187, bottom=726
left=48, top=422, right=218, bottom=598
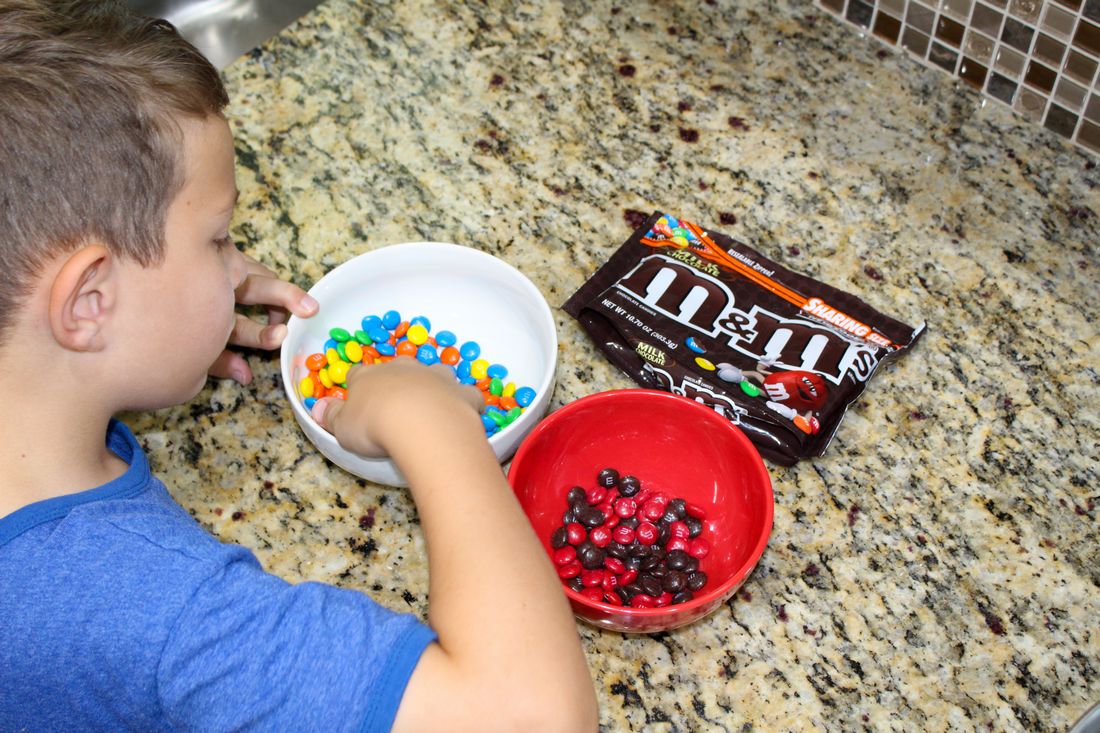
left=563, top=212, right=925, bottom=465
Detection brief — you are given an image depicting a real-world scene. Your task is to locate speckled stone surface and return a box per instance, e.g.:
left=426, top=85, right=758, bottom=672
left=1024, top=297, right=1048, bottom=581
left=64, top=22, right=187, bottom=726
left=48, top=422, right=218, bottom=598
left=121, top=0, right=1099, bottom=730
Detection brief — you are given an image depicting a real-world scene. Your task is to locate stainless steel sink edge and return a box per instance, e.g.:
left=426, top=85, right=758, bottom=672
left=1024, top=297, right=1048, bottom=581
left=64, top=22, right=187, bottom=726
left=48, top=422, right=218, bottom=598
left=120, top=0, right=326, bottom=69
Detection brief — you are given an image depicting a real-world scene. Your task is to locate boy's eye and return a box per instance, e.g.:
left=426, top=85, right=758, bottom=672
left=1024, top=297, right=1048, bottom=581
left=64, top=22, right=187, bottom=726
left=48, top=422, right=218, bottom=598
left=213, top=235, right=233, bottom=249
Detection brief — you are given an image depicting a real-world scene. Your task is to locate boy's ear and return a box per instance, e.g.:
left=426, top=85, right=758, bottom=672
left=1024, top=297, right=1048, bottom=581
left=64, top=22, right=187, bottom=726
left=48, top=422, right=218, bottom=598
left=48, top=244, right=116, bottom=352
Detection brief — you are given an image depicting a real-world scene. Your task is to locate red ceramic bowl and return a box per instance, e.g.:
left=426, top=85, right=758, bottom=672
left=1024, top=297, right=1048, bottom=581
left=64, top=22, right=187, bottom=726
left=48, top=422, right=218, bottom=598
left=508, top=389, right=774, bottom=633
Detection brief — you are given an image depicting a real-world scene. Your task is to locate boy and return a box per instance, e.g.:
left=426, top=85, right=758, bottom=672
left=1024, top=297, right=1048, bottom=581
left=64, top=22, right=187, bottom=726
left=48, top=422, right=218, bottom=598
left=0, top=2, right=598, bottom=731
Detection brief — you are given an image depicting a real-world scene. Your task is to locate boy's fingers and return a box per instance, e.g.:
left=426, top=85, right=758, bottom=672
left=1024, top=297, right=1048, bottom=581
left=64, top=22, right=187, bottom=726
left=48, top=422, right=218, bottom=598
left=267, top=307, right=289, bottom=327
left=310, top=397, right=342, bottom=433
left=235, top=273, right=319, bottom=319
left=207, top=349, right=252, bottom=384
left=228, top=313, right=287, bottom=351
left=460, top=384, right=484, bottom=413
left=425, top=364, right=481, bottom=413
left=426, top=363, right=452, bottom=379
left=344, top=363, right=368, bottom=388
left=242, top=255, right=274, bottom=275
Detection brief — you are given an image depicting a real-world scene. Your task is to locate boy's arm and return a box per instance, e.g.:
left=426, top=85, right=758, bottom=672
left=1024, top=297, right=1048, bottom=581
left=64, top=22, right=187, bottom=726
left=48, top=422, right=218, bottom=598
left=315, top=363, right=598, bottom=733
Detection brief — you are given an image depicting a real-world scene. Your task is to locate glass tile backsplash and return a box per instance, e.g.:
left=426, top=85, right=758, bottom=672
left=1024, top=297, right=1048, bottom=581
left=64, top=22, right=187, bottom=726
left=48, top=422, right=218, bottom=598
left=819, top=0, right=1100, bottom=154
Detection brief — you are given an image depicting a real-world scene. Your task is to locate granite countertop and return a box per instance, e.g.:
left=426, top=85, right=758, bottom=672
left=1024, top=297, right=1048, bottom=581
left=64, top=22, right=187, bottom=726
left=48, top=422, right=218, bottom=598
left=122, top=0, right=1099, bottom=730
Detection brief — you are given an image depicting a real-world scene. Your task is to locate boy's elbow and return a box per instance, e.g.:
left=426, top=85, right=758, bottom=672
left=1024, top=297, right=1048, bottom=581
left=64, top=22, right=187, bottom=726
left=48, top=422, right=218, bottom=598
left=504, top=699, right=598, bottom=733
left=500, top=682, right=599, bottom=733
left=444, top=656, right=599, bottom=732
left=552, top=704, right=600, bottom=733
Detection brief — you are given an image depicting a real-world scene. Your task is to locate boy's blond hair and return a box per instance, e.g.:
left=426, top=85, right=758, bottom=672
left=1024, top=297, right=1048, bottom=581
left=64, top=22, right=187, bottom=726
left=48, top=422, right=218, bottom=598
left=0, top=0, right=228, bottom=342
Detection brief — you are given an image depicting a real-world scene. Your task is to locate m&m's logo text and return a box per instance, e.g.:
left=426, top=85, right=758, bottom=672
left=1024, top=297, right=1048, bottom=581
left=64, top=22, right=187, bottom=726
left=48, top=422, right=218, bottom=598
left=616, top=254, right=884, bottom=385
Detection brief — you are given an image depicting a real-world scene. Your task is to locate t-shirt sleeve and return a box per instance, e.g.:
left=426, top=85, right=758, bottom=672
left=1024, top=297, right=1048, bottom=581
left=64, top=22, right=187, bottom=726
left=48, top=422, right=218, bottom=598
left=156, top=552, right=436, bottom=733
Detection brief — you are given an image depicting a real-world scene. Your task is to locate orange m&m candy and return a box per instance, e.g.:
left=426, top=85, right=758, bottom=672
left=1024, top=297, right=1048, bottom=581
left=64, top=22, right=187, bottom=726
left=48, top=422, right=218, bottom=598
left=440, top=346, right=461, bottom=365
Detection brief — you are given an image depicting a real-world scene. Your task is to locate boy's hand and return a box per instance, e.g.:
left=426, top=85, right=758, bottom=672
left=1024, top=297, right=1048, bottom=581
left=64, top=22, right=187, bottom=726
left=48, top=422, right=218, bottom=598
left=309, top=361, right=484, bottom=458
left=209, top=255, right=319, bottom=385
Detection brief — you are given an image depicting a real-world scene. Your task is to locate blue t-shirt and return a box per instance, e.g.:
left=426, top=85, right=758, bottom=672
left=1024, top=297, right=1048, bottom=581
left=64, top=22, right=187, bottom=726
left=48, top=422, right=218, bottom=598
left=0, top=419, right=435, bottom=732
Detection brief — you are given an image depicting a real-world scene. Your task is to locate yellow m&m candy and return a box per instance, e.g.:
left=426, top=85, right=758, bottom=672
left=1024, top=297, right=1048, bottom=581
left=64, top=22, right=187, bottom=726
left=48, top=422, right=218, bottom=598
left=406, top=323, right=430, bottom=345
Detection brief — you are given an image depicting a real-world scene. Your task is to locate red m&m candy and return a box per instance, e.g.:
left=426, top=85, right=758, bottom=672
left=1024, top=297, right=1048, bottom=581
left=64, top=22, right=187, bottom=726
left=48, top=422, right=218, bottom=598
left=547, top=467, right=714, bottom=608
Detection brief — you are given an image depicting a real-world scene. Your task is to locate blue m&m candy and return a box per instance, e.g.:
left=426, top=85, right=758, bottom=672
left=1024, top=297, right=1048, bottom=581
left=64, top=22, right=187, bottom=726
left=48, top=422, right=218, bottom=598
left=416, top=345, right=440, bottom=365
left=685, top=337, right=705, bottom=354
left=435, top=330, right=457, bottom=348
left=375, top=342, right=396, bottom=356
left=514, top=386, right=537, bottom=407
left=486, top=363, right=508, bottom=380
left=381, top=310, right=401, bottom=330
left=459, top=341, right=481, bottom=361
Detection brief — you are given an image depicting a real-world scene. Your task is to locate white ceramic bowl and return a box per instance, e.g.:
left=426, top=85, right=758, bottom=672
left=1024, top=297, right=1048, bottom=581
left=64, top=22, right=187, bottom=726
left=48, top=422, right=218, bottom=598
left=280, top=242, right=558, bottom=487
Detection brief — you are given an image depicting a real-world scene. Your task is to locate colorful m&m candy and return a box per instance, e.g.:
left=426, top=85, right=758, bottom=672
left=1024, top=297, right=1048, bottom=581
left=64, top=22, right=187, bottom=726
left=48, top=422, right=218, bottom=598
left=297, top=310, right=537, bottom=436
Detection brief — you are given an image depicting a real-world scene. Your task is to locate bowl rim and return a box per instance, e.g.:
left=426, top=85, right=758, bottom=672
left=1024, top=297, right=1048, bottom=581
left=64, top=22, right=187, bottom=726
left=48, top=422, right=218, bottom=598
left=508, top=388, right=775, bottom=618
left=279, top=241, right=559, bottom=454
